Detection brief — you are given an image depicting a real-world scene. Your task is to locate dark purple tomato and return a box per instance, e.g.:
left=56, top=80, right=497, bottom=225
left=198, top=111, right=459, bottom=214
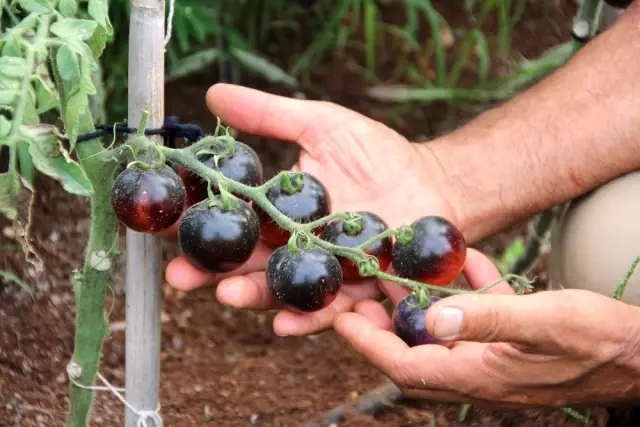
left=257, top=173, right=331, bottom=247
left=319, top=211, right=392, bottom=280
left=178, top=141, right=263, bottom=206
left=178, top=198, right=260, bottom=272
left=605, top=0, right=633, bottom=8
left=391, top=216, right=466, bottom=286
left=392, top=294, right=441, bottom=347
left=266, top=246, right=342, bottom=312
left=110, top=164, right=186, bottom=233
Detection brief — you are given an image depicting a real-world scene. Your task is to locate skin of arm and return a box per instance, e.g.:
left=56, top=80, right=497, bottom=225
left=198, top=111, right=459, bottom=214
left=421, top=2, right=640, bottom=244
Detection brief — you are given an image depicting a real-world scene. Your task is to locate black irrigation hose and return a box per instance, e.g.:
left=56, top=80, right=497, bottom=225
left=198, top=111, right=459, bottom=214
left=307, top=383, right=404, bottom=427
left=72, top=116, right=204, bottom=148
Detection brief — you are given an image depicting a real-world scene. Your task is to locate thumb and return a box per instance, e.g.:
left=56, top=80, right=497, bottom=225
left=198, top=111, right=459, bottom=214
left=424, top=290, right=606, bottom=347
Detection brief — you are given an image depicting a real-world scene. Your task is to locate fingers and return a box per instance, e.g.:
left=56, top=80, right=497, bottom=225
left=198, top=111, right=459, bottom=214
left=334, top=313, right=452, bottom=387
left=463, top=248, right=515, bottom=295
left=217, top=272, right=278, bottom=310
left=165, top=243, right=272, bottom=291
left=354, top=300, right=393, bottom=331
left=272, top=281, right=385, bottom=336
left=205, top=84, right=368, bottom=149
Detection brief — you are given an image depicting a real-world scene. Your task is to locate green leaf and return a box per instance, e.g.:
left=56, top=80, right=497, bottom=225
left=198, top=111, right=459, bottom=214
left=58, top=0, right=77, bottom=17
left=28, top=127, right=93, bottom=196
left=56, top=45, right=80, bottom=82
left=51, top=18, right=99, bottom=41
left=0, top=270, right=33, bottom=297
left=18, top=0, right=53, bottom=14
left=231, top=48, right=298, bottom=87
left=0, top=172, right=21, bottom=221
left=0, top=57, right=27, bottom=79
left=1, top=38, right=23, bottom=57
left=80, top=57, right=97, bottom=95
left=167, top=48, right=219, bottom=81
left=0, top=116, right=11, bottom=137
left=63, top=89, right=88, bottom=149
left=35, top=78, right=57, bottom=113
left=8, top=13, right=39, bottom=36
left=88, top=0, right=113, bottom=35
left=23, top=86, right=39, bottom=124
left=500, top=237, right=526, bottom=269
left=0, top=90, right=18, bottom=105
left=87, top=24, right=107, bottom=58
left=17, top=141, right=34, bottom=185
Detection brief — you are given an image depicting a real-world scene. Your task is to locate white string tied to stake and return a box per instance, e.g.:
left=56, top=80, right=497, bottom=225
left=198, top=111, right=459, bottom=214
left=164, top=0, right=176, bottom=48
left=67, top=362, right=163, bottom=427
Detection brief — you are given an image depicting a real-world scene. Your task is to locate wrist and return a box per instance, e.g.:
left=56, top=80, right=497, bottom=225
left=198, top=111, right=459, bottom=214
left=415, top=135, right=505, bottom=245
left=413, top=139, right=475, bottom=241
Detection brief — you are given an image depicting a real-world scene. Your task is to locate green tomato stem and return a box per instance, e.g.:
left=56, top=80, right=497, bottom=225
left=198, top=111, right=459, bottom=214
left=161, top=145, right=530, bottom=297
left=302, top=212, right=351, bottom=231
left=354, top=228, right=396, bottom=251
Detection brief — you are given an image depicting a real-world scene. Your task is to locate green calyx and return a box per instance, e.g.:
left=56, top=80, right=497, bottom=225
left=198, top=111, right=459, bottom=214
left=357, top=256, right=380, bottom=277
left=342, top=213, right=363, bottom=236
left=206, top=177, right=237, bottom=211
left=280, top=172, right=305, bottom=195
left=287, top=231, right=312, bottom=254
left=395, top=225, right=415, bottom=245
left=413, top=288, right=431, bottom=309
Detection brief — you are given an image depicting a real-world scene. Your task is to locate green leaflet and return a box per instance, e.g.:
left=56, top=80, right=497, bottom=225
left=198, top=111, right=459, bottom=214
left=27, top=127, right=93, bottom=197
left=18, top=0, right=53, bottom=14
left=0, top=172, right=21, bottom=220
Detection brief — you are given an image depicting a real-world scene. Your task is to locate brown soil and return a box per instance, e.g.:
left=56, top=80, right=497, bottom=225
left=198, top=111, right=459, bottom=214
left=0, top=1, right=620, bottom=426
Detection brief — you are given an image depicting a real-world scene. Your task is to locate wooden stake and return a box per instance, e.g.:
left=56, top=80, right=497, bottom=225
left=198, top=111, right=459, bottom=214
left=125, top=1, right=165, bottom=425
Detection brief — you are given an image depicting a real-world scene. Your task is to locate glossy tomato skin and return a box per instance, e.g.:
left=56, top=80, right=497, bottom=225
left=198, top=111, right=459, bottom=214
left=257, top=173, right=331, bottom=247
left=111, top=164, right=186, bottom=233
left=392, top=294, right=441, bottom=347
left=320, top=211, right=392, bottom=280
left=266, top=246, right=342, bottom=312
left=179, top=141, right=264, bottom=206
left=391, top=216, right=466, bottom=286
left=178, top=199, right=260, bottom=272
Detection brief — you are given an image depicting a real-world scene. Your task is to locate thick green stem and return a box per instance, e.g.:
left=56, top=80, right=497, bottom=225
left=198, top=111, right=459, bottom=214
left=65, top=138, right=119, bottom=427
left=49, top=48, right=119, bottom=426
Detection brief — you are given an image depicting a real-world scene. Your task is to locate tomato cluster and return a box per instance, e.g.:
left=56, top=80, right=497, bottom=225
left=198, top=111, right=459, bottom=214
left=110, top=139, right=468, bottom=346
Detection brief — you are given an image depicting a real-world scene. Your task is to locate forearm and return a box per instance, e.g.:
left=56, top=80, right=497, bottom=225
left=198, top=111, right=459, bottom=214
left=424, top=3, right=640, bottom=243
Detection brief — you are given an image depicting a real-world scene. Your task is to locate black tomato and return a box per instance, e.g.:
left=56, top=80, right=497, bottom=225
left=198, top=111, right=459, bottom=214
left=319, top=211, right=392, bottom=280
left=391, top=216, right=466, bottom=286
left=392, top=294, right=442, bottom=347
left=178, top=198, right=260, bottom=273
left=179, top=141, right=264, bottom=206
left=605, top=0, right=633, bottom=9
left=266, top=246, right=342, bottom=312
left=257, top=173, right=331, bottom=247
left=110, top=164, right=186, bottom=233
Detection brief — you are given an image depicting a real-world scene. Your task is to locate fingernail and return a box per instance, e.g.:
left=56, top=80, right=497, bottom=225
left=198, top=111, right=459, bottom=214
left=432, top=307, right=464, bottom=340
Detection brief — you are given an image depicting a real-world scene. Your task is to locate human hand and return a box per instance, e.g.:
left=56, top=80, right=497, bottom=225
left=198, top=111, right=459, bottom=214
left=334, top=249, right=640, bottom=407
left=165, top=83, right=458, bottom=337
